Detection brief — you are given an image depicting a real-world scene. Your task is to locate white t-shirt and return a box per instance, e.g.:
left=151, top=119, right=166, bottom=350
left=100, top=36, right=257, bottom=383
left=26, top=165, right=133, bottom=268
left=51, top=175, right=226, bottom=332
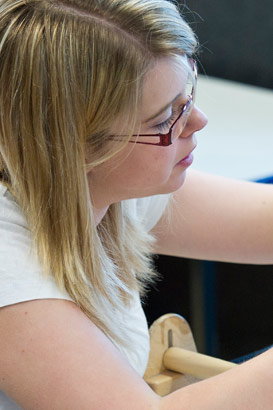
left=0, top=183, right=169, bottom=409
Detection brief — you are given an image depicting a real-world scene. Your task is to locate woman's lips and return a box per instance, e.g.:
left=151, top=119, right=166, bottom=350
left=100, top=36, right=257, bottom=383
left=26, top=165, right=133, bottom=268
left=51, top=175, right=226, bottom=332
left=176, top=145, right=196, bottom=167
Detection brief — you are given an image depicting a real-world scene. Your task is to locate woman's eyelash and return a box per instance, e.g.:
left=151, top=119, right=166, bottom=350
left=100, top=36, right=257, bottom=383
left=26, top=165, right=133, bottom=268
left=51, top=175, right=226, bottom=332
left=155, top=109, right=179, bottom=132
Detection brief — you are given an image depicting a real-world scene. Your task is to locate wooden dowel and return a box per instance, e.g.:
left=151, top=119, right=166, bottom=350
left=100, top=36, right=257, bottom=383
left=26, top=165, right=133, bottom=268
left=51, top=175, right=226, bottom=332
left=164, top=347, right=237, bottom=380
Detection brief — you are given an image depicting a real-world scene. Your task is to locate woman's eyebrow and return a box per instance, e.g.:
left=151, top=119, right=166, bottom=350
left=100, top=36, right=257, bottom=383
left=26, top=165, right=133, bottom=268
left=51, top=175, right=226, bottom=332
left=143, top=93, right=181, bottom=123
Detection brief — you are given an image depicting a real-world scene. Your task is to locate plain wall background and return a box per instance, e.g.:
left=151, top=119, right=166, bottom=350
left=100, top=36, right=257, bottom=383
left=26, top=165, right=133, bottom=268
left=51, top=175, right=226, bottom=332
left=180, top=0, right=273, bottom=89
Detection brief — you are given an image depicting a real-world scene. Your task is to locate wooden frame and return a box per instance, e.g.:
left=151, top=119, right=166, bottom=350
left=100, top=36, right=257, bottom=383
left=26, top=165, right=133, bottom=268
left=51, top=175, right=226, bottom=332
left=144, top=313, right=236, bottom=396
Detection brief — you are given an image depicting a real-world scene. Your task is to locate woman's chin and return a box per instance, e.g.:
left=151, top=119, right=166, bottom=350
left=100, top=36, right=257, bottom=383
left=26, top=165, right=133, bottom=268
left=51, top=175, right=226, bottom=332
left=158, top=169, right=188, bottom=195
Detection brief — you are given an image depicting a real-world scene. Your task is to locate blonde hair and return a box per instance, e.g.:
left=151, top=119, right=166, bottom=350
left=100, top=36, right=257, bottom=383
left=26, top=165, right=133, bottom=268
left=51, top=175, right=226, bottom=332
left=0, top=0, right=197, bottom=348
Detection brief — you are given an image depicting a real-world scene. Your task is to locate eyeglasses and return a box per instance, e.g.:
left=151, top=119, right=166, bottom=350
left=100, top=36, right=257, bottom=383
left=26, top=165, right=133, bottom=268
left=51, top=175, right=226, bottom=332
left=111, top=58, right=197, bottom=147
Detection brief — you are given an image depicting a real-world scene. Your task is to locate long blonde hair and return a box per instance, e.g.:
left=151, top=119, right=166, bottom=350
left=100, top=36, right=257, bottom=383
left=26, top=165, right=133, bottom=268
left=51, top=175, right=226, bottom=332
left=0, top=0, right=197, bottom=348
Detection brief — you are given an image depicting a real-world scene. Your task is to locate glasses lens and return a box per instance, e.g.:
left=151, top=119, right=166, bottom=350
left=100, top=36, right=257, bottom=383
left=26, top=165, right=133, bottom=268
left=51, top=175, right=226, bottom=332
left=171, top=65, right=195, bottom=142
left=172, top=99, right=192, bottom=142
left=171, top=94, right=194, bottom=144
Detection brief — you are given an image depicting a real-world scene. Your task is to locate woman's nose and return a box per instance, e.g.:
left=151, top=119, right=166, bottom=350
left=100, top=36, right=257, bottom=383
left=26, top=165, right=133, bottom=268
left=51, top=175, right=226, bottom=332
left=181, top=105, right=208, bottom=137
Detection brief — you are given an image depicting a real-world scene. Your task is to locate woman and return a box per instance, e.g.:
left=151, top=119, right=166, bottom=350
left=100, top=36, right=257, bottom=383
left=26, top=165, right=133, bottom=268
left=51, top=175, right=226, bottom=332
left=0, top=0, right=272, bottom=408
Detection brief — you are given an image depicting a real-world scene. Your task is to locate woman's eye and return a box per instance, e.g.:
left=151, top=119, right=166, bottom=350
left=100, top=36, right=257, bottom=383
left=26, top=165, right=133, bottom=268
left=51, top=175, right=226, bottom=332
left=155, top=108, right=180, bottom=132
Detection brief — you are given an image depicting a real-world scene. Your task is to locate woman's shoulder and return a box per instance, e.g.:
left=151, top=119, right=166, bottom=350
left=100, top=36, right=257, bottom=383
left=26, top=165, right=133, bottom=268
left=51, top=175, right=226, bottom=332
left=0, top=182, right=72, bottom=308
left=125, top=193, right=171, bottom=232
left=0, top=182, right=26, bottom=227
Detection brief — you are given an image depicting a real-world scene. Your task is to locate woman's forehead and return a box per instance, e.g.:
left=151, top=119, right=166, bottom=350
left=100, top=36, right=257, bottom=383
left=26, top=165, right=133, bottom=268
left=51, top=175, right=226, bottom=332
left=109, top=57, right=190, bottom=133
left=140, top=57, right=189, bottom=121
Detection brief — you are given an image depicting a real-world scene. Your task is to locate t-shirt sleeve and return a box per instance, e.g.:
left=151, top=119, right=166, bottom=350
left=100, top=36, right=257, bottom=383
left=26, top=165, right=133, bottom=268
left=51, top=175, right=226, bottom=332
left=0, top=185, right=73, bottom=308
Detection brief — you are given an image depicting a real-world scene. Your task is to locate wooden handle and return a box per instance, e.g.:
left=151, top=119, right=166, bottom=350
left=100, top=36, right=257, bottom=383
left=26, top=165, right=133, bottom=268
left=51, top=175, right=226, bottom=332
left=164, top=347, right=237, bottom=380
